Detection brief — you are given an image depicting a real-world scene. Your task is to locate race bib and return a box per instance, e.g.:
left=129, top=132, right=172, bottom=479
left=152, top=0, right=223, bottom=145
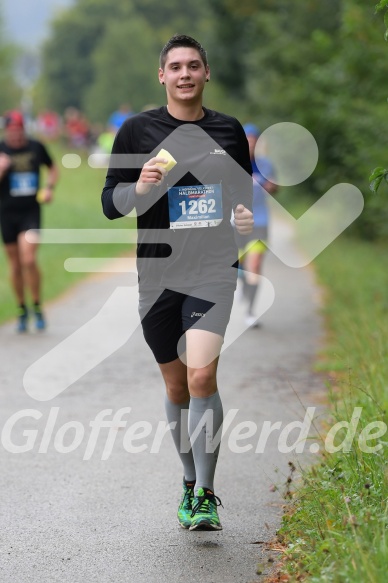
left=168, top=184, right=223, bottom=229
left=10, top=172, right=38, bottom=196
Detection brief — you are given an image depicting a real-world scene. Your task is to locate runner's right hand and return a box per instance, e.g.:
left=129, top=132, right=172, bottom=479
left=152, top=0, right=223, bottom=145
left=135, top=157, right=169, bottom=196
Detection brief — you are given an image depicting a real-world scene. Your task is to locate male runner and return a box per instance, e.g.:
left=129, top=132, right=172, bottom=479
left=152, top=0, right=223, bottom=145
left=0, top=110, right=59, bottom=332
left=102, top=35, right=253, bottom=530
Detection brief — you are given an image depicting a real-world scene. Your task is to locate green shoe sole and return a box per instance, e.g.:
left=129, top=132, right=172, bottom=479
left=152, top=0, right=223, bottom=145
left=189, top=519, right=222, bottom=531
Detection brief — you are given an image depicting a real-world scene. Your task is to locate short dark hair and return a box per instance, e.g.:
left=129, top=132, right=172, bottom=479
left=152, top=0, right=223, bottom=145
left=159, top=34, right=208, bottom=69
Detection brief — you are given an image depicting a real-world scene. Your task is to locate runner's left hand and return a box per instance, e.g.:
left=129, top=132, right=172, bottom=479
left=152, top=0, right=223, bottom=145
left=39, top=187, right=54, bottom=204
left=234, top=204, right=253, bottom=234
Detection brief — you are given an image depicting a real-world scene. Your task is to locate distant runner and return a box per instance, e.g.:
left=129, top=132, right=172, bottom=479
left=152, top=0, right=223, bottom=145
left=235, top=123, right=278, bottom=327
left=0, top=110, right=59, bottom=332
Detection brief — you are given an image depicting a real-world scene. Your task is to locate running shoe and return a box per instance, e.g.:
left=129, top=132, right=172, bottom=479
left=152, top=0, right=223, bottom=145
left=33, top=305, right=46, bottom=331
left=178, top=479, right=195, bottom=529
left=17, top=306, right=28, bottom=333
left=189, top=487, right=223, bottom=531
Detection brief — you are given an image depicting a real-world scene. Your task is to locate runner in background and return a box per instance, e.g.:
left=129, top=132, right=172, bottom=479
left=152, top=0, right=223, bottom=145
left=0, top=110, right=59, bottom=332
left=63, top=107, right=91, bottom=149
left=107, top=103, right=134, bottom=133
left=235, top=123, right=278, bottom=328
left=36, top=110, right=61, bottom=141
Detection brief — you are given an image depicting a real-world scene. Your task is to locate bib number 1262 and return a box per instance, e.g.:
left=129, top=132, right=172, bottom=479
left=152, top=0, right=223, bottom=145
left=178, top=198, right=216, bottom=215
left=168, top=183, right=223, bottom=228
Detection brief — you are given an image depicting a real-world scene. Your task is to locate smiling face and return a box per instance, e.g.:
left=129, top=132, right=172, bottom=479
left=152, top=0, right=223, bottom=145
left=159, top=47, right=210, bottom=107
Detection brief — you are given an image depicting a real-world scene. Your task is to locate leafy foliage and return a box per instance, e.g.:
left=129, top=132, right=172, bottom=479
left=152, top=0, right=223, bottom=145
left=375, top=0, right=388, bottom=38
left=368, top=1, right=388, bottom=197
left=369, top=166, right=388, bottom=193
left=0, top=6, right=21, bottom=113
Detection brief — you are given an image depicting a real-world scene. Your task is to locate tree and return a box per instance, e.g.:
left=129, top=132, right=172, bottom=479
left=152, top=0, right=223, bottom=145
left=0, top=4, right=21, bottom=113
left=83, top=17, right=161, bottom=122
left=39, top=0, right=209, bottom=117
left=221, top=0, right=388, bottom=239
left=40, top=0, right=126, bottom=112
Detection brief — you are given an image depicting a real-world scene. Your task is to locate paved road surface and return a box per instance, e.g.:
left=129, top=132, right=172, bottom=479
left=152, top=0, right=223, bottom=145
left=0, top=216, right=325, bottom=582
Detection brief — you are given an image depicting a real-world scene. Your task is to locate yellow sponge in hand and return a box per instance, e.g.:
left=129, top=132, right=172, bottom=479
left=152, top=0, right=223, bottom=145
left=155, top=148, right=177, bottom=172
left=36, top=189, right=46, bottom=204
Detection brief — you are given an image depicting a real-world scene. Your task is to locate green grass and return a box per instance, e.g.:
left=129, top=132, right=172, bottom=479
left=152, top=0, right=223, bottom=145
left=273, top=235, right=388, bottom=582
left=0, top=142, right=135, bottom=324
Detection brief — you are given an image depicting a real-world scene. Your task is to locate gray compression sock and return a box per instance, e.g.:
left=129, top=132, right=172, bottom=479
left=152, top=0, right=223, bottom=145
left=188, top=391, right=223, bottom=494
left=164, top=395, right=196, bottom=482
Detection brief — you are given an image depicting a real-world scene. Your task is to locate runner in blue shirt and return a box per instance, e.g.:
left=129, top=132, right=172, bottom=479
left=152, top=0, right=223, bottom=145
left=235, top=123, right=278, bottom=327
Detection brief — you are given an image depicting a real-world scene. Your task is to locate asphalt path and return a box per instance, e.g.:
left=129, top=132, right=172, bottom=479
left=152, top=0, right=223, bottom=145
left=0, top=216, right=325, bottom=582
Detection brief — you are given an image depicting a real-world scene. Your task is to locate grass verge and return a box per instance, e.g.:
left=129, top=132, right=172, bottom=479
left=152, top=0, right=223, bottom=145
left=267, top=234, right=388, bottom=582
left=0, top=142, right=135, bottom=324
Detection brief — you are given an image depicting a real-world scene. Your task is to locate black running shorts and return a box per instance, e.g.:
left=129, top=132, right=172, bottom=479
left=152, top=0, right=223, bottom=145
left=0, top=205, right=41, bottom=244
left=139, top=284, right=236, bottom=364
